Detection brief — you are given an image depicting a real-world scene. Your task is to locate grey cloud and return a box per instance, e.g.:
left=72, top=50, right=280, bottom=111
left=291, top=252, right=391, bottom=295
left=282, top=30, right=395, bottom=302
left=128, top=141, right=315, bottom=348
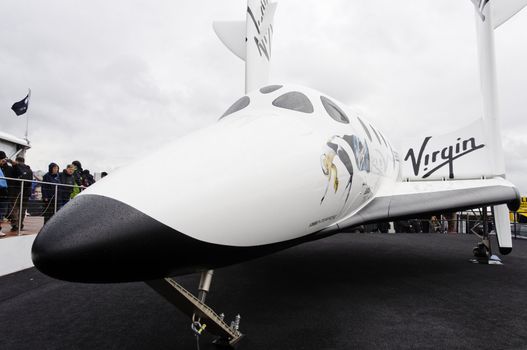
left=1, top=0, right=526, bottom=195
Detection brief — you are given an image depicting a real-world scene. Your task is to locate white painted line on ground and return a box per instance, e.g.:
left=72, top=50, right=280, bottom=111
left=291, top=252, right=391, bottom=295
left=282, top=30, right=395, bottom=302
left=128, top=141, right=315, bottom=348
left=0, top=235, right=36, bottom=276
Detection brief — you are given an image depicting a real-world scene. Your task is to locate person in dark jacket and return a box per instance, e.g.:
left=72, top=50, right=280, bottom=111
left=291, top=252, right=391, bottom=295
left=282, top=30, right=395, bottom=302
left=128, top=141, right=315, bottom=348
left=58, top=164, right=76, bottom=208
left=0, top=151, right=22, bottom=202
left=72, top=160, right=83, bottom=186
left=0, top=151, right=14, bottom=235
left=8, top=157, right=33, bottom=231
left=81, top=169, right=95, bottom=187
left=0, top=151, right=9, bottom=221
left=42, top=163, right=60, bottom=223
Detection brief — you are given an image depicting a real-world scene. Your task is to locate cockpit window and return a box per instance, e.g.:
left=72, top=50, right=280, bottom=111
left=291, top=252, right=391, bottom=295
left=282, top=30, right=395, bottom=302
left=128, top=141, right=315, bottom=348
left=272, top=91, right=314, bottom=113
left=220, top=96, right=250, bottom=119
left=320, top=96, right=349, bottom=124
left=260, top=85, right=283, bottom=94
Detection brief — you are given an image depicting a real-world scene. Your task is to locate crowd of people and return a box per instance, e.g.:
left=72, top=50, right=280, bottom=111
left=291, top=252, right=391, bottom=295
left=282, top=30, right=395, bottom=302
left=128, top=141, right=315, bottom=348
left=0, top=150, right=105, bottom=235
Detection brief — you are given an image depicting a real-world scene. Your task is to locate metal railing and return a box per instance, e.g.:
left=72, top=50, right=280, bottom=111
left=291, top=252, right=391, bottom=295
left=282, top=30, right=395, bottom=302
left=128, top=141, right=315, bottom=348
left=0, top=176, right=86, bottom=236
left=360, top=215, right=527, bottom=239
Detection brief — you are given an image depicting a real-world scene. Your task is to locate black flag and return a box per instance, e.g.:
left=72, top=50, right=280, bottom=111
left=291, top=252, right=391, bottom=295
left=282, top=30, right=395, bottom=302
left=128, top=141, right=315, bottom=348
left=11, top=90, right=31, bottom=116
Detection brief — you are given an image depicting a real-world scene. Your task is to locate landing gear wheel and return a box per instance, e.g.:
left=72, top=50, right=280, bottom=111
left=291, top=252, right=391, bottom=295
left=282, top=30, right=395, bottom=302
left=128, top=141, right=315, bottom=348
left=473, top=242, right=488, bottom=258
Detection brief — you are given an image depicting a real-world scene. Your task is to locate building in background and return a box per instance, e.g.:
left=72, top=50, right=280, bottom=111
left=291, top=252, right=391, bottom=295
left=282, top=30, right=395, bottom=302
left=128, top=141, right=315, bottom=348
left=0, top=131, right=30, bottom=159
left=512, top=197, right=527, bottom=224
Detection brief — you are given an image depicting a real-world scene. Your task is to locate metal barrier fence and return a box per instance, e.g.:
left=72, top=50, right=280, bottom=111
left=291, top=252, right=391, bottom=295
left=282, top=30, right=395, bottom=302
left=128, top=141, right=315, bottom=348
left=2, top=175, right=526, bottom=240
left=358, top=211, right=527, bottom=239
left=0, top=176, right=85, bottom=236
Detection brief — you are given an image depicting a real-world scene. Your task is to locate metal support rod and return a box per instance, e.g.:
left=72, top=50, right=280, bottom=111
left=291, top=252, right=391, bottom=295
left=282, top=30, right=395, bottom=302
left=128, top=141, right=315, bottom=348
left=197, top=270, right=214, bottom=303
left=24, top=89, right=31, bottom=141
left=54, top=184, right=58, bottom=214
left=514, top=211, right=518, bottom=239
left=25, top=114, right=29, bottom=140
left=146, top=277, right=243, bottom=346
left=18, top=183, right=24, bottom=236
left=482, top=206, right=491, bottom=256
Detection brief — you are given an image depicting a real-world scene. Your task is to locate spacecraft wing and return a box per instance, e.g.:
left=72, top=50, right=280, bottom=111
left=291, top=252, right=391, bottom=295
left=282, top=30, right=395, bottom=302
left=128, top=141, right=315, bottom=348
left=491, top=0, right=527, bottom=29
left=213, top=21, right=246, bottom=60
left=337, top=177, right=519, bottom=229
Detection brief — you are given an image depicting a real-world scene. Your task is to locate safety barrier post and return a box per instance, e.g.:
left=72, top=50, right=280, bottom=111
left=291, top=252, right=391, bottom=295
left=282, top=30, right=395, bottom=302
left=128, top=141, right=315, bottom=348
left=18, top=181, right=24, bottom=236
left=514, top=211, right=518, bottom=239
left=54, top=184, right=58, bottom=214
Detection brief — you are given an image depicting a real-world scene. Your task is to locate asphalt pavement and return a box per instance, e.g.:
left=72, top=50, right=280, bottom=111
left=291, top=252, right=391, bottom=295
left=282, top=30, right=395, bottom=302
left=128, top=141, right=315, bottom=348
left=1, top=232, right=527, bottom=350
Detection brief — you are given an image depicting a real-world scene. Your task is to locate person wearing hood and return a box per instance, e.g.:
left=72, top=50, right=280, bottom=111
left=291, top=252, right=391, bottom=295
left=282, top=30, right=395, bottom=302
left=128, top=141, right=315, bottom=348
left=42, top=163, right=60, bottom=223
left=81, top=169, right=95, bottom=187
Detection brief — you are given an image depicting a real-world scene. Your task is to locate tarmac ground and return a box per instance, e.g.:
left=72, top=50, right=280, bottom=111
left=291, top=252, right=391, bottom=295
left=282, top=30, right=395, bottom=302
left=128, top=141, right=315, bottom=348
left=1, top=232, right=527, bottom=350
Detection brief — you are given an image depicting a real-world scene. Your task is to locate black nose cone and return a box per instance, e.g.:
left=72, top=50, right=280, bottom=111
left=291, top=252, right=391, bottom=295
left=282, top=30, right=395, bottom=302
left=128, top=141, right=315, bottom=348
left=32, top=194, right=201, bottom=282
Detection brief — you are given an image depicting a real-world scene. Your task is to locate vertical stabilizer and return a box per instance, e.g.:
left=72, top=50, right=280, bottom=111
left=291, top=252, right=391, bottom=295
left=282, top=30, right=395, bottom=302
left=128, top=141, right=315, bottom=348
left=245, top=0, right=277, bottom=93
left=213, top=0, right=277, bottom=93
left=474, top=2, right=504, bottom=176
left=471, top=0, right=527, bottom=254
left=472, top=0, right=527, bottom=175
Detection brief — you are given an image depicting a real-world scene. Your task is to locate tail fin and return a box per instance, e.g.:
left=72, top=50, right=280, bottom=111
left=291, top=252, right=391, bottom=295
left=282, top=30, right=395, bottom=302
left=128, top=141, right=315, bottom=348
left=471, top=0, right=526, bottom=254
left=399, top=1, right=527, bottom=253
left=472, top=0, right=527, bottom=176
left=472, top=0, right=527, bottom=28
left=213, top=0, right=277, bottom=93
left=401, top=1, right=526, bottom=180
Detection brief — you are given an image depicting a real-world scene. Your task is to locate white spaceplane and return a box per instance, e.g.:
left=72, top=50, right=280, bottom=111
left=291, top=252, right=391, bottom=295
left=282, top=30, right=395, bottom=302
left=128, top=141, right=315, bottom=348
left=30, top=0, right=527, bottom=343
left=30, top=2, right=526, bottom=339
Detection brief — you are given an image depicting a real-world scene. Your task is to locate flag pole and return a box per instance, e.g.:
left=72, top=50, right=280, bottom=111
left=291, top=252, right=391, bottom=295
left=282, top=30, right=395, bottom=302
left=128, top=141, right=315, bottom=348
left=24, top=88, right=31, bottom=141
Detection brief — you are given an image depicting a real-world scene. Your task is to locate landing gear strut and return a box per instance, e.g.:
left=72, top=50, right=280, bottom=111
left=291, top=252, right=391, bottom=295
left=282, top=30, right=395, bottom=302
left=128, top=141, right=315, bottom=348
left=147, top=270, right=244, bottom=348
left=470, top=206, right=502, bottom=265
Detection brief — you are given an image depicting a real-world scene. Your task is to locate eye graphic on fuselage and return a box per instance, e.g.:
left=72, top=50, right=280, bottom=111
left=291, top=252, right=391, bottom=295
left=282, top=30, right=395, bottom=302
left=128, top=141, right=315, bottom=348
left=320, top=136, right=354, bottom=205
left=320, top=149, right=338, bottom=204
left=319, top=133, right=372, bottom=207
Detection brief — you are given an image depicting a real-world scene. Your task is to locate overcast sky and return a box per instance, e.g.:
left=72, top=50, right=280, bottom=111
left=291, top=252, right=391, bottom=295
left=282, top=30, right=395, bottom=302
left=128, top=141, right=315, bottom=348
left=0, top=0, right=526, bottom=192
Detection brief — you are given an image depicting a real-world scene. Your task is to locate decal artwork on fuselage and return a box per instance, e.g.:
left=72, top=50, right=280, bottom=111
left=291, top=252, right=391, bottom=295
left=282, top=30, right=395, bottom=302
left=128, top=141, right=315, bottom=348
left=309, top=215, right=337, bottom=228
left=320, top=134, right=370, bottom=206
left=404, top=136, right=485, bottom=179
left=370, top=148, right=388, bottom=176
left=349, top=135, right=370, bottom=173
left=247, top=0, right=273, bottom=60
left=471, top=0, right=491, bottom=20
